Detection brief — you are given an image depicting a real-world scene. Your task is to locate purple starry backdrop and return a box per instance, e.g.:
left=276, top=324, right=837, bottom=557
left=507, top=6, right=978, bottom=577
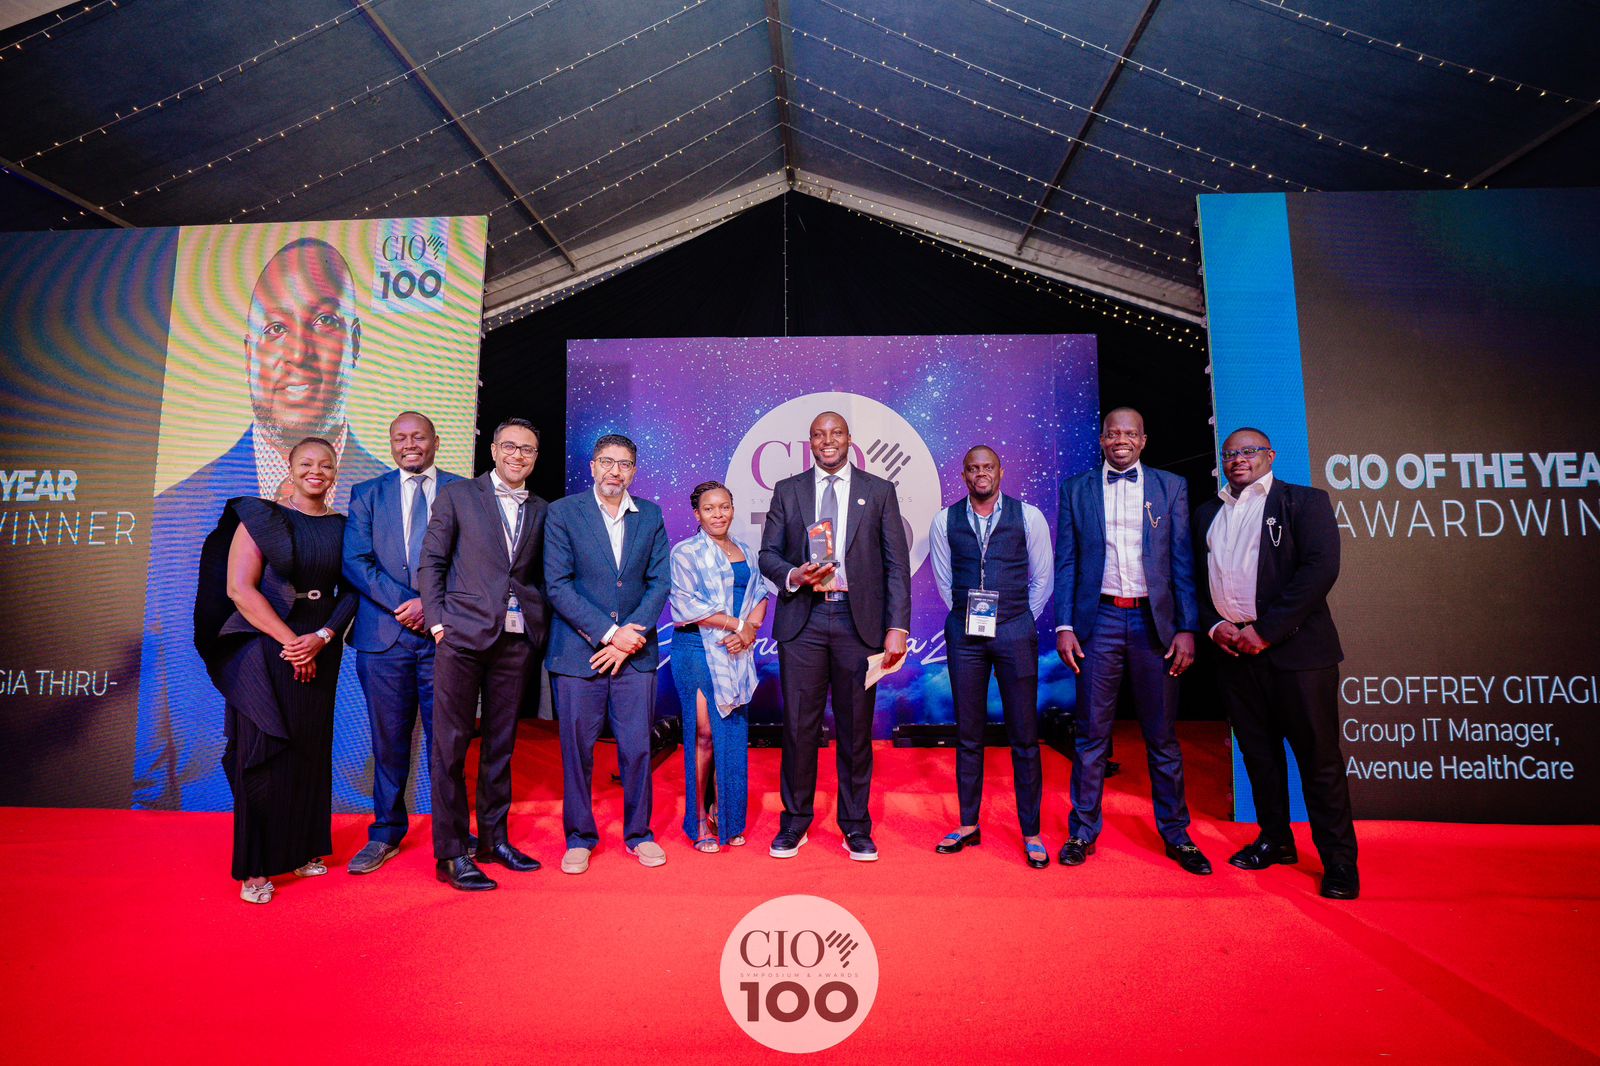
left=566, top=334, right=1099, bottom=733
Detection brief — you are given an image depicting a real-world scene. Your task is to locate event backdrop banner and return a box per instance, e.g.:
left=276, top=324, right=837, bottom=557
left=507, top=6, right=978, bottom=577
left=1199, top=188, right=1599, bottom=824
left=0, top=217, right=487, bottom=809
left=566, top=335, right=1101, bottom=736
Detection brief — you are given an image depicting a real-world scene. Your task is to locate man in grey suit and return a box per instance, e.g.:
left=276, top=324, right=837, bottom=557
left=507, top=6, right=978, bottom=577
left=419, top=417, right=549, bottom=891
left=342, top=411, right=463, bottom=874
left=759, top=411, right=912, bottom=862
left=544, top=433, right=671, bottom=875
left=1055, top=407, right=1209, bottom=874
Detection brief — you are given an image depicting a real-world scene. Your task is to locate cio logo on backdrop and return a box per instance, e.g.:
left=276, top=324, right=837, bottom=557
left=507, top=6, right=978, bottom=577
left=372, top=222, right=450, bottom=313
left=724, top=391, right=939, bottom=575
left=721, top=895, right=879, bottom=1054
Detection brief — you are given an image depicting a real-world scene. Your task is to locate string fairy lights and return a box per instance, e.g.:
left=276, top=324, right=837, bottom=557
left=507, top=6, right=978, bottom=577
left=0, top=0, right=118, bottom=61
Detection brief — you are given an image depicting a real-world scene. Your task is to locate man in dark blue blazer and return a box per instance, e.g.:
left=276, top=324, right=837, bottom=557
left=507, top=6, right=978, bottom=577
left=1055, top=407, right=1209, bottom=874
left=758, top=411, right=912, bottom=862
left=544, top=433, right=671, bottom=875
left=1194, top=427, right=1358, bottom=900
left=342, top=411, right=463, bottom=874
left=419, top=418, right=549, bottom=891
left=134, top=237, right=386, bottom=811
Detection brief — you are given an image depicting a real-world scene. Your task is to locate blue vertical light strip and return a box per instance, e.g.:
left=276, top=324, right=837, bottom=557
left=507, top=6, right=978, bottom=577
left=1196, top=193, right=1310, bottom=823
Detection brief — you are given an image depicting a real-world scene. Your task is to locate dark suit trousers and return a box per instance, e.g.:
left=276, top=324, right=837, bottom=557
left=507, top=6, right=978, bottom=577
left=1071, top=601, right=1192, bottom=846
left=356, top=630, right=436, bottom=845
left=553, top=668, right=656, bottom=849
left=429, top=631, right=531, bottom=860
left=778, top=600, right=877, bottom=836
left=946, top=614, right=1042, bottom=836
left=1219, top=656, right=1357, bottom=866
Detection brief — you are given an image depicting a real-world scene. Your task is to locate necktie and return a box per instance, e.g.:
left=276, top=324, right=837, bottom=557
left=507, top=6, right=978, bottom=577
left=406, top=475, right=428, bottom=576
left=819, top=475, right=844, bottom=589
left=1107, top=467, right=1139, bottom=484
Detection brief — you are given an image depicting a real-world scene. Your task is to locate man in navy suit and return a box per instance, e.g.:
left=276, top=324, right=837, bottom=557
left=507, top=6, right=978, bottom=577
left=758, top=411, right=912, bottom=862
left=342, top=411, right=463, bottom=874
left=544, top=433, right=671, bottom=875
left=1194, top=427, right=1358, bottom=900
left=134, top=237, right=385, bottom=811
left=1055, top=407, right=1209, bottom=874
left=420, top=417, right=549, bottom=892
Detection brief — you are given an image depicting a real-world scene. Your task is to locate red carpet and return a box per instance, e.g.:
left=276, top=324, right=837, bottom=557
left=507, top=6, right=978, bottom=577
left=3, top=721, right=1596, bottom=1064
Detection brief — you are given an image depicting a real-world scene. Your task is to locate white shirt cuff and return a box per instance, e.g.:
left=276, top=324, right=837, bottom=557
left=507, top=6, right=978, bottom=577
left=602, top=623, right=618, bottom=645
left=430, top=624, right=444, bottom=636
left=1055, top=625, right=1073, bottom=633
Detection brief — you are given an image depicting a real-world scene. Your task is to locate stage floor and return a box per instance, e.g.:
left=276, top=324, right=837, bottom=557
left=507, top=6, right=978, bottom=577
left=3, top=721, right=1596, bottom=1064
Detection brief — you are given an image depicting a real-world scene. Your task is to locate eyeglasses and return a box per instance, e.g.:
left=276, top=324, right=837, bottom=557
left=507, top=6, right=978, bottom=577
left=495, top=442, right=538, bottom=457
left=594, top=456, right=636, bottom=472
left=1221, top=446, right=1269, bottom=461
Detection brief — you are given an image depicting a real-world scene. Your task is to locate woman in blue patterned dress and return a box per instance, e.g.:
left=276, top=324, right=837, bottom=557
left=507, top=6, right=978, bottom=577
left=668, top=481, right=768, bottom=852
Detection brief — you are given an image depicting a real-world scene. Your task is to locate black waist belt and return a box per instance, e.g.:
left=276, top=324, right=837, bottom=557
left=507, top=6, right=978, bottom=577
left=822, top=590, right=849, bottom=602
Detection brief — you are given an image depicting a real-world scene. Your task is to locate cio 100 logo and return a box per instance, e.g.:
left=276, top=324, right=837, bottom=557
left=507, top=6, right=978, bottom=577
left=720, top=895, right=879, bottom=1053
left=372, top=229, right=450, bottom=314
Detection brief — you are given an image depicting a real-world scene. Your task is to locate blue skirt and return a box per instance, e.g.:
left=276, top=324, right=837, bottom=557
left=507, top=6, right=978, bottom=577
left=672, top=627, right=749, bottom=844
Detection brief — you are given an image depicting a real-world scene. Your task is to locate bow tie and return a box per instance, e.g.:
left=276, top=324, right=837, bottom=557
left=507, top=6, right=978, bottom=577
left=1107, top=467, right=1138, bottom=484
left=495, top=485, right=528, bottom=505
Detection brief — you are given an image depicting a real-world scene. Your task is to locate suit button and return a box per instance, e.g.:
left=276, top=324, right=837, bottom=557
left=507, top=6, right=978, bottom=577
left=616, top=580, right=623, bottom=587
left=611, top=611, right=618, bottom=620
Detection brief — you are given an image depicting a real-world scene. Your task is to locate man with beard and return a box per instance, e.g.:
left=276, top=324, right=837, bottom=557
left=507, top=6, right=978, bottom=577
left=135, top=237, right=386, bottom=811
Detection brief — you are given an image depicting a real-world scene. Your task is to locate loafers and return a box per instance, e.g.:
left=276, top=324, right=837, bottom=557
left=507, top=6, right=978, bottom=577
left=934, top=828, right=981, bottom=854
left=1058, top=837, right=1095, bottom=866
left=347, top=841, right=399, bottom=875
left=240, top=880, right=275, bottom=904
left=843, top=833, right=879, bottom=861
left=476, top=842, right=541, bottom=872
left=769, top=829, right=808, bottom=858
left=1024, top=841, right=1050, bottom=869
left=1320, top=863, right=1361, bottom=900
left=1228, top=837, right=1299, bottom=870
left=1165, top=842, right=1213, bottom=876
left=628, top=841, right=667, bottom=868
left=560, top=847, right=591, bottom=875
left=436, top=855, right=497, bottom=892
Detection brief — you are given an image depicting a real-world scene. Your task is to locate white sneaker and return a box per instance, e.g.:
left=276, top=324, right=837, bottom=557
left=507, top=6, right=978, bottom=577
left=240, top=880, right=275, bottom=904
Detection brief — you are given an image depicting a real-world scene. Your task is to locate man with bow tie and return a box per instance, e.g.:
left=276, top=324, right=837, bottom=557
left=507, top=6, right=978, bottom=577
left=1054, top=408, right=1209, bottom=875
left=418, top=418, right=550, bottom=891
left=342, top=412, right=463, bottom=875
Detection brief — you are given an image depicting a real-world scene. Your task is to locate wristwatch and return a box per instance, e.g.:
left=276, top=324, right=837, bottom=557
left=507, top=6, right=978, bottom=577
left=315, top=627, right=334, bottom=643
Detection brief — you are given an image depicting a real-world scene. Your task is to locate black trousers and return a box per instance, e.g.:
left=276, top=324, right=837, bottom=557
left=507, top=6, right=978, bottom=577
left=429, top=630, right=532, bottom=860
left=777, top=600, right=877, bottom=836
left=1218, top=655, right=1357, bottom=866
left=946, top=613, right=1041, bottom=836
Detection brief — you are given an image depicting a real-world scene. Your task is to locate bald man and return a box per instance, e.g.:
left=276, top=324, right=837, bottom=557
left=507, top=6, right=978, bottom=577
left=134, top=238, right=387, bottom=812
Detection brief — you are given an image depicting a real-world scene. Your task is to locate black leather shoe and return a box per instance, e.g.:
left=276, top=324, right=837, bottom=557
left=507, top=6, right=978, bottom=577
left=1105, top=760, right=1121, bottom=778
left=476, top=842, right=541, bottom=872
left=1165, top=842, right=1213, bottom=876
left=436, top=856, right=497, bottom=891
left=1024, top=841, right=1050, bottom=869
left=1320, top=863, right=1361, bottom=900
left=843, top=833, right=879, bottom=862
left=1058, top=837, right=1095, bottom=866
left=1228, top=837, right=1299, bottom=870
left=769, top=829, right=808, bottom=858
left=934, top=828, right=981, bottom=854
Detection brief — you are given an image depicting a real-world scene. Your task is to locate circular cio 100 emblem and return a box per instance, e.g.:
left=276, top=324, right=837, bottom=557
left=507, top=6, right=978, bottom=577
left=720, top=894, right=880, bottom=1054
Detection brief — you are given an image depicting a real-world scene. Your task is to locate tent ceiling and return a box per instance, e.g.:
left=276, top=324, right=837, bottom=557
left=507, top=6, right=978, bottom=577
left=2, top=0, right=1596, bottom=326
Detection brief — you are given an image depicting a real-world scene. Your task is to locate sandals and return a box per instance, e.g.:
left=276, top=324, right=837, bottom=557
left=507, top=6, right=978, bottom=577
left=293, top=858, right=328, bottom=877
left=694, top=820, right=720, bottom=853
left=240, top=880, right=275, bottom=904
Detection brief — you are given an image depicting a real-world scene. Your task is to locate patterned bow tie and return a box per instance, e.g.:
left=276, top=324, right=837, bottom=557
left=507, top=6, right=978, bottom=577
left=1107, top=467, right=1138, bottom=484
left=496, top=485, right=529, bottom=504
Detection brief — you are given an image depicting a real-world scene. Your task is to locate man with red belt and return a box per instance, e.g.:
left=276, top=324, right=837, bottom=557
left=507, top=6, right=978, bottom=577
left=1054, top=408, right=1209, bottom=874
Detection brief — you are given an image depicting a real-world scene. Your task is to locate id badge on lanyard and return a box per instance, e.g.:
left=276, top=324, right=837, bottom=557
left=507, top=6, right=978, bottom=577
left=497, top=499, right=526, bottom=634
left=965, top=507, right=999, bottom=638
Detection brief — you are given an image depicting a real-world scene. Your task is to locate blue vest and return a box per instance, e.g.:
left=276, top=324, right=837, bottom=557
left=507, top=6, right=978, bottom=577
left=946, top=495, right=1031, bottom=625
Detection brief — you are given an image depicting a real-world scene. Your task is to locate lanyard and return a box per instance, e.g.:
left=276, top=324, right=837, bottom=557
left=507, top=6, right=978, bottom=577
left=495, top=496, right=525, bottom=560
left=971, top=501, right=997, bottom=590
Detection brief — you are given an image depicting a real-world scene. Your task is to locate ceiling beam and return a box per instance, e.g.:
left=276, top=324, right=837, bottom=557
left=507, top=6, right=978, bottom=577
left=355, top=2, right=578, bottom=271
left=1015, top=0, right=1161, bottom=253
left=0, top=155, right=130, bottom=226
left=764, top=0, right=800, bottom=187
left=1465, top=102, right=1598, bottom=188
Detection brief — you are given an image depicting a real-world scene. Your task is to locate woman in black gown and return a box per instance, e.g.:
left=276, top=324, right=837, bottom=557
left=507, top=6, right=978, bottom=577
left=195, top=437, right=356, bottom=904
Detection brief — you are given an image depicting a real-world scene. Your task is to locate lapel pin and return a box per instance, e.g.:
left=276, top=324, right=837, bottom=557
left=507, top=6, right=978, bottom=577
left=1266, top=516, right=1282, bottom=547
left=857, top=498, right=865, bottom=506
left=1144, top=501, right=1162, bottom=528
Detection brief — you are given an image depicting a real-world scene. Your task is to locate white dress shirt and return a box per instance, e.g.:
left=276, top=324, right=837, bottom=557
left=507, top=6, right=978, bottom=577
left=595, top=486, right=639, bottom=644
left=399, top=465, right=438, bottom=547
left=787, top=464, right=853, bottom=591
left=1206, top=471, right=1274, bottom=630
left=928, top=495, right=1054, bottom=618
left=1101, top=461, right=1148, bottom=598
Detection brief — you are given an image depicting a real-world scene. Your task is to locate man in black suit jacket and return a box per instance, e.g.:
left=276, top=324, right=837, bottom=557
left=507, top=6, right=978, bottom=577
left=418, top=418, right=550, bottom=891
left=758, top=411, right=912, bottom=861
left=1194, top=427, right=1359, bottom=900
